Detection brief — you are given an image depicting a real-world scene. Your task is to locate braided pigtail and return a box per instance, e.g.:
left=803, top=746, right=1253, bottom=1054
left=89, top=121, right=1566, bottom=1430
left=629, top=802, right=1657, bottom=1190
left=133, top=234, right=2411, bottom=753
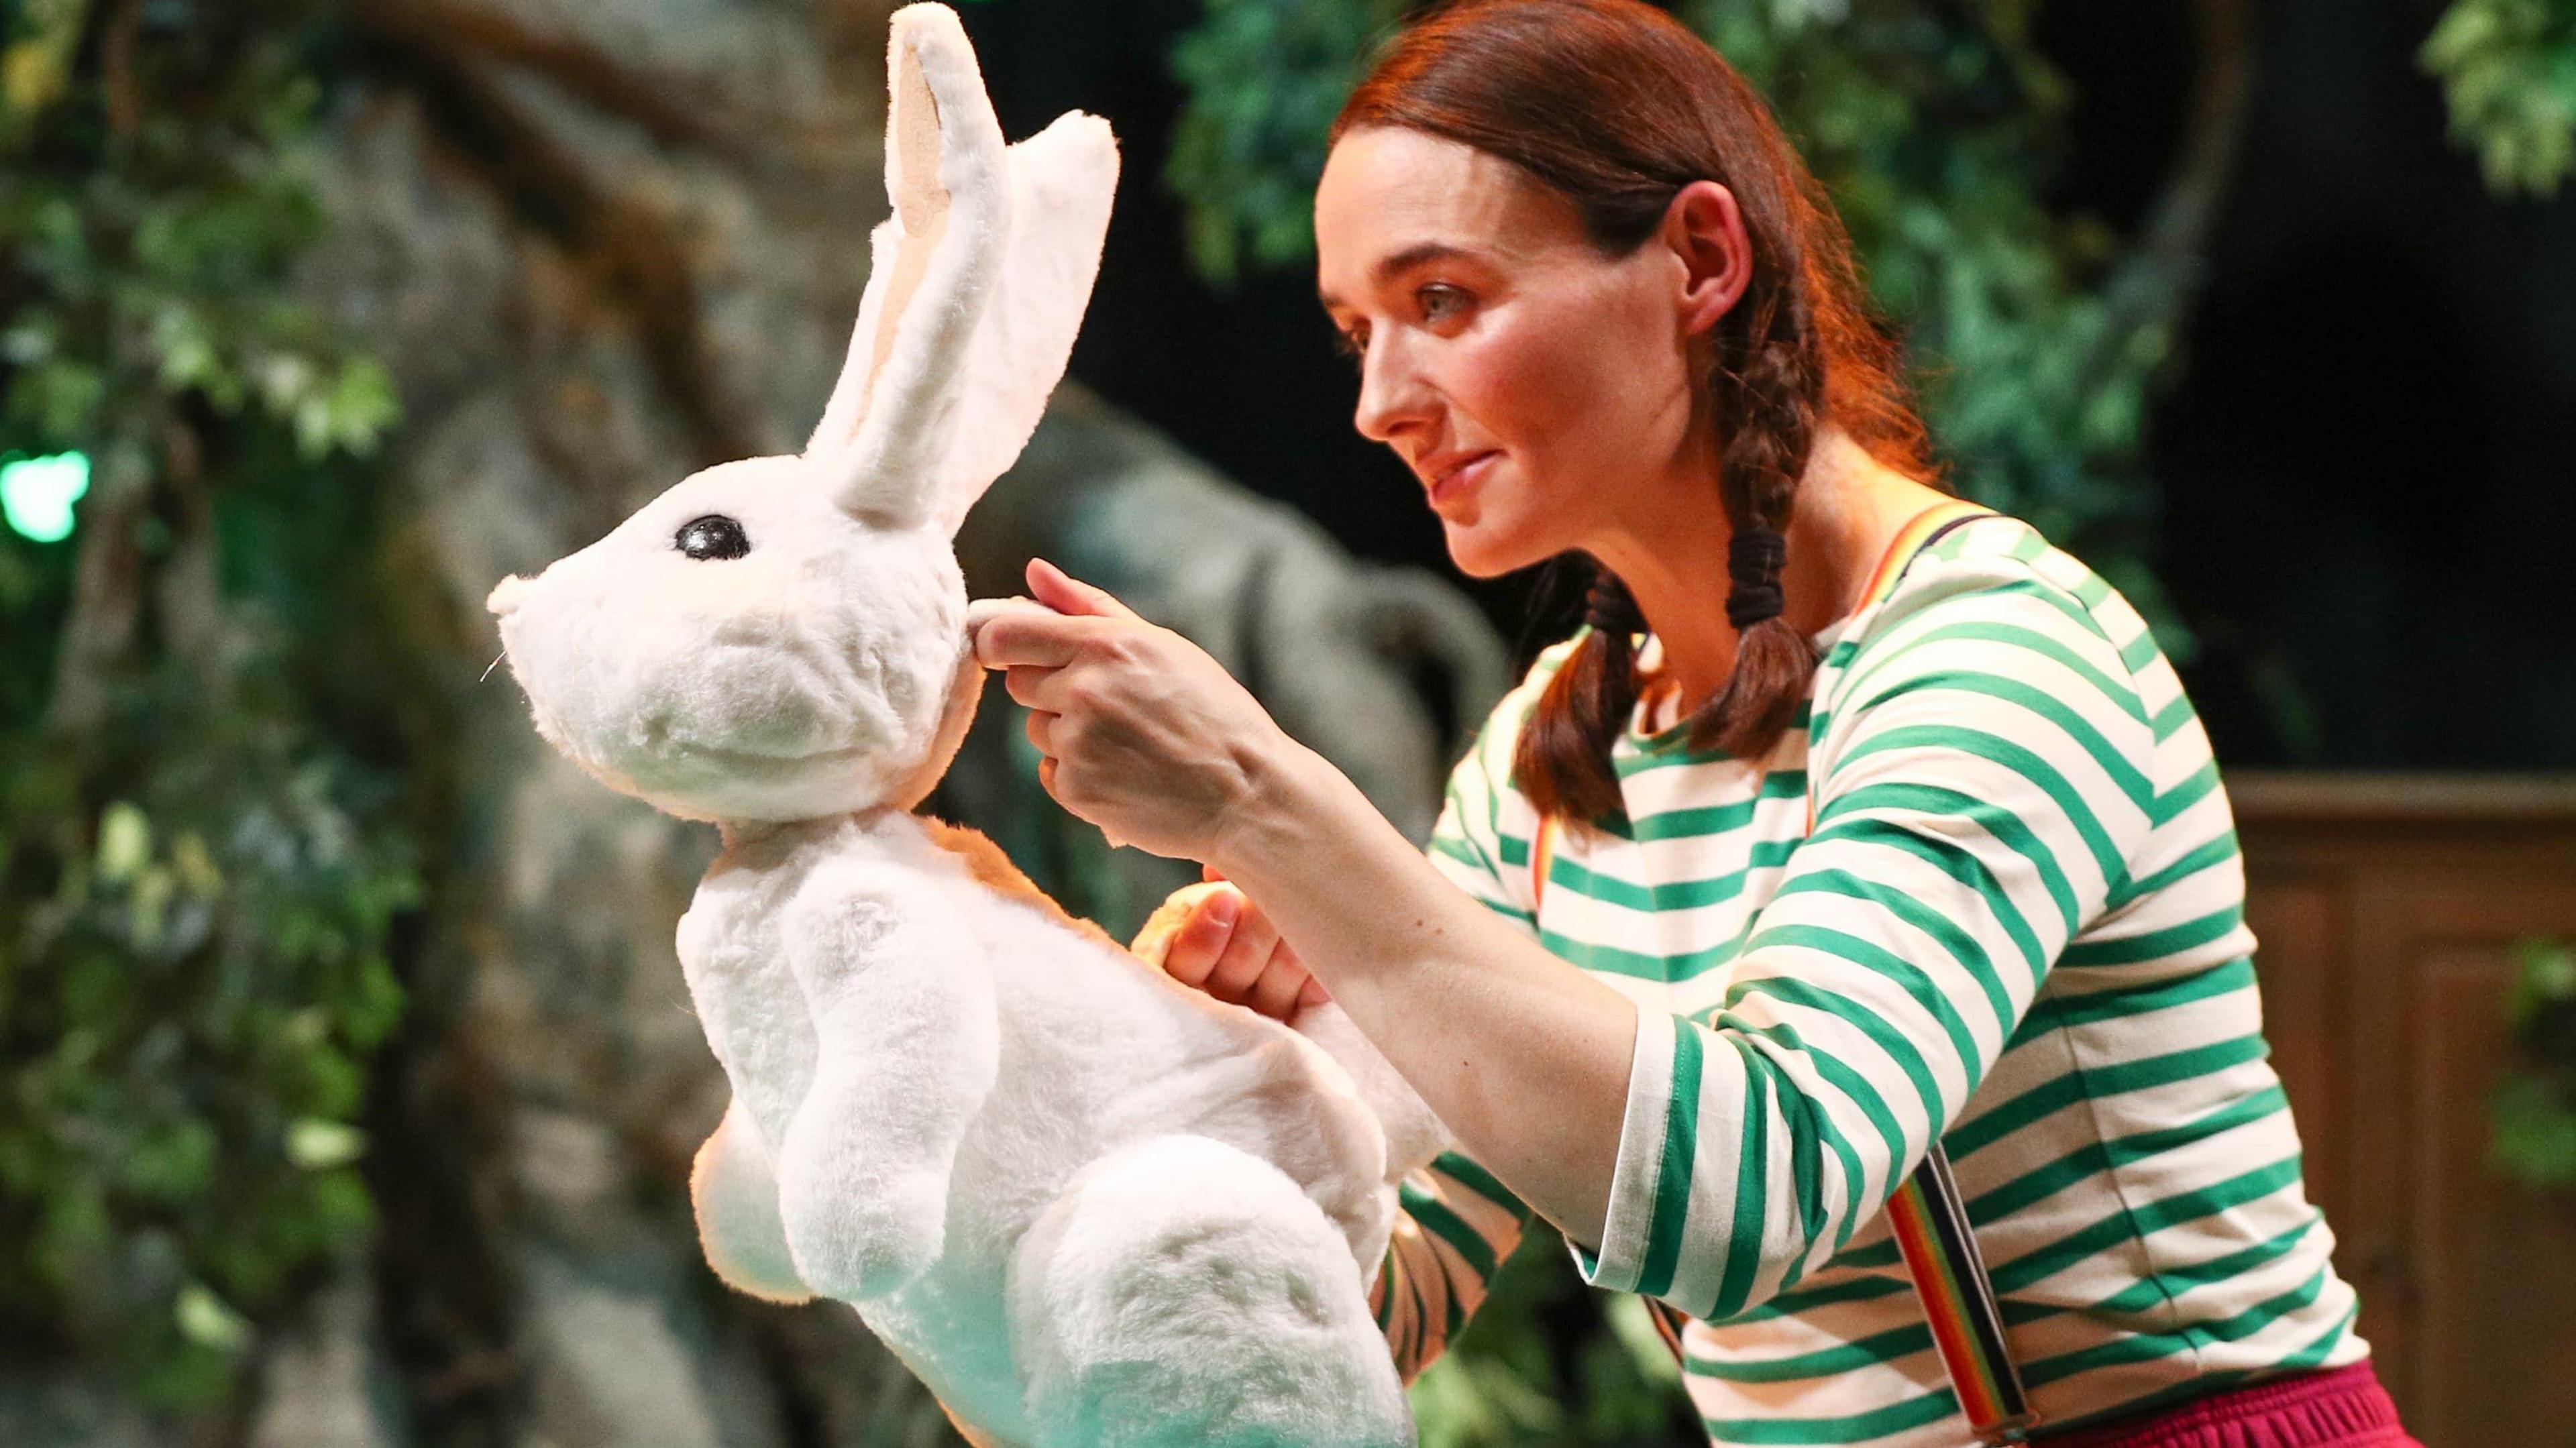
left=1514, top=567, right=1647, bottom=821
left=1688, top=288, right=1825, bottom=758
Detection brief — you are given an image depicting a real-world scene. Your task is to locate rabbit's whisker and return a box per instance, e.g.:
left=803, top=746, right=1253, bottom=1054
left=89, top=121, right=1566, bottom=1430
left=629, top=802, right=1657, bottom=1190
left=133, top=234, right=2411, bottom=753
left=481, top=650, right=506, bottom=683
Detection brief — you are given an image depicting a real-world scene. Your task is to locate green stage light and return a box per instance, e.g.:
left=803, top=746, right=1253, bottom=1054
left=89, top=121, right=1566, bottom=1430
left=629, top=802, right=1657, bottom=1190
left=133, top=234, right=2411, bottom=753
left=0, top=451, right=92, bottom=543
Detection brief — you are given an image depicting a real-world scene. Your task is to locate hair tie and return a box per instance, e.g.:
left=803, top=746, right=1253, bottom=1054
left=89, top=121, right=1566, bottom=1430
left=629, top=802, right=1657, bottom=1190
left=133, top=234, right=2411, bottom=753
left=1584, top=571, right=1646, bottom=640
left=1725, top=526, right=1787, bottom=630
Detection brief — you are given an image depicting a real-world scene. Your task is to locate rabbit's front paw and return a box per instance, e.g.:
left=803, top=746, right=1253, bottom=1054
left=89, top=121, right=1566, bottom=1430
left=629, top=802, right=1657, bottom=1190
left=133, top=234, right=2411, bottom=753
left=783, top=1166, right=949, bottom=1302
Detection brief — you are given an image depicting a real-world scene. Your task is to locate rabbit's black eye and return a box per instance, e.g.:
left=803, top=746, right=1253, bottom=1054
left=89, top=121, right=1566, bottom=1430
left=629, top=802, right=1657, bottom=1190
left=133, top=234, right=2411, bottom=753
left=676, top=514, right=749, bottom=561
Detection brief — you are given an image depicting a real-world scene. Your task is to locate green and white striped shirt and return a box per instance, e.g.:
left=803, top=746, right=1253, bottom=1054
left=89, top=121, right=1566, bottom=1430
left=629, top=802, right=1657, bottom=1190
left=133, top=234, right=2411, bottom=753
left=1377, top=513, right=2366, bottom=1445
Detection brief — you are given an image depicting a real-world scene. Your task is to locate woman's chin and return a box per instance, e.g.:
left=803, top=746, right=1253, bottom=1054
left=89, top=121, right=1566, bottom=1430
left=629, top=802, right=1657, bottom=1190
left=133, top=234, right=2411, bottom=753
left=1440, top=521, right=1550, bottom=580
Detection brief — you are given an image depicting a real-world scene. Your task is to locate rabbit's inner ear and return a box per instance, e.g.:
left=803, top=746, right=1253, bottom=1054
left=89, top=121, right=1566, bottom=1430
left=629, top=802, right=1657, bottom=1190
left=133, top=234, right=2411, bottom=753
left=858, top=48, right=954, bottom=427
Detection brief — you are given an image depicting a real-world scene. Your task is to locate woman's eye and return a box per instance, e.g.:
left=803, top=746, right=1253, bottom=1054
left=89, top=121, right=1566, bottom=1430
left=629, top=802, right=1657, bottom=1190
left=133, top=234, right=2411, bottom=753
left=1417, top=284, right=1469, bottom=323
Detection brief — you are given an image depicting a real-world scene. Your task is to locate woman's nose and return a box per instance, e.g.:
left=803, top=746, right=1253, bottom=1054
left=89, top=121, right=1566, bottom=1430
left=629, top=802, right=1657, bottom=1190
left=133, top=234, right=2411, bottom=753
left=1352, top=335, right=1432, bottom=445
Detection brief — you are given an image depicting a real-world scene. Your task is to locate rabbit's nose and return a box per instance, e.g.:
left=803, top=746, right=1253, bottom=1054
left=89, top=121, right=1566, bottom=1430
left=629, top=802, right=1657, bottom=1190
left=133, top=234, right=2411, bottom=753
left=486, top=575, right=533, bottom=618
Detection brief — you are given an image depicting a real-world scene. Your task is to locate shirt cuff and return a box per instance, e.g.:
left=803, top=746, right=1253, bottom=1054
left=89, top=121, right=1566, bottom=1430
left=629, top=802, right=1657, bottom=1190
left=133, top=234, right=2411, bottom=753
left=1567, top=1006, right=1678, bottom=1295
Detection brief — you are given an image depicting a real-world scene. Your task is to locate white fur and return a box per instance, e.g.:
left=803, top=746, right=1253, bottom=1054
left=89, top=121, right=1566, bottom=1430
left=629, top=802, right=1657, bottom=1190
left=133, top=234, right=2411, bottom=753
left=487, top=8, right=1435, bottom=1445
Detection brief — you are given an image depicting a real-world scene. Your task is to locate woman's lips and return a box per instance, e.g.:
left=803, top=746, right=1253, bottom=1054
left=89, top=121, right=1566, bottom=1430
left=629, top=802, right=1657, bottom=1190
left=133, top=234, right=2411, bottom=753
left=1427, top=451, right=1499, bottom=508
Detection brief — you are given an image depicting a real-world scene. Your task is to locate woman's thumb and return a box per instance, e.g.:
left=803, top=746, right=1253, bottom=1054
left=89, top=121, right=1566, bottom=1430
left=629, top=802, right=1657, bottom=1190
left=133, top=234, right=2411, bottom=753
left=1027, top=557, right=1140, bottom=621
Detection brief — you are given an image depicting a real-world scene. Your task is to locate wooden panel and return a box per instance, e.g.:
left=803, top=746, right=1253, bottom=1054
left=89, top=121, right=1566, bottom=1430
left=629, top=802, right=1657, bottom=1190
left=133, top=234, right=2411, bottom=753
left=2412, top=944, right=2576, bottom=1443
left=2243, top=878, right=2343, bottom=1218
left=2233, top=773, right=2576, bottom=1445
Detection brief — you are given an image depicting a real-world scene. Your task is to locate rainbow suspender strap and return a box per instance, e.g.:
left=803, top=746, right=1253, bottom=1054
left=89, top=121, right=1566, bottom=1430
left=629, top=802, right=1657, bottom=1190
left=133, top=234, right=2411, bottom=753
left=1532, top=500, right=2040, bottom=1445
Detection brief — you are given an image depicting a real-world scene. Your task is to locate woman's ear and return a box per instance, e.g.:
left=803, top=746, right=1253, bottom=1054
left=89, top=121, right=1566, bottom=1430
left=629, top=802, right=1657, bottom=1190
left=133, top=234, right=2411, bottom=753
left=1664, top=180, right=1753, bottom=337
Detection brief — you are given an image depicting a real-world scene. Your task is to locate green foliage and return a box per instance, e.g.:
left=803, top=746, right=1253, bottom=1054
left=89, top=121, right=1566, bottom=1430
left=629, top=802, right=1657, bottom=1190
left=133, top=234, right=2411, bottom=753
left=1167, top=0, right=1405, bottom=284
left=1165, top=0, right=2190, bottom=649
left=0, top=0, right=413, bottom=1412
left=1410, top=1225, right=1698, bottom=1447
left=0, top=710, right=416, bottom=1408
left=2422, top=0, right=2576, bottom=197
left=2493, top=938, right=2576, bottom=1189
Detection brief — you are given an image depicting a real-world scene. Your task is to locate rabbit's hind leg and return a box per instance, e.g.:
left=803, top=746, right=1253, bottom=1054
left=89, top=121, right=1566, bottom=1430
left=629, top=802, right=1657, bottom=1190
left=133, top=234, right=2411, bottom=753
left=1004, top=1135, right=1413, bottom=1448
left=692, top=1095, right=813, bottom=1304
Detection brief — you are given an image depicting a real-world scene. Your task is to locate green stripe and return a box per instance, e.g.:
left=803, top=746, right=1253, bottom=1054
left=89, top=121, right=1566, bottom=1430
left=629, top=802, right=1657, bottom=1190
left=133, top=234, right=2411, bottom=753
left=1971, top=1087, right=2288, bottom=1225
left=1764, top=869, right=2018, bottom=1040
left=2111, top=830, right=2239, bottom=908
left=1626, top=769, right=1809, bottom=842
left=1704, top=1036, right=1772, bottom=1315
left=1684, top=1316, right=1935, bottom=1382
left=1637, top=1021, right=1708, bottom=1299
left=1835, top=1086, right=2292, bottom=1272
left=2021, top=1262, right=2330, bottom=1388
left=1831, top=721, right=2134, bottom=899
left=1746, top=920, right=1998, bottom=1088
left=2282, top=1295, right=2361, bottom=1368
left=1538, top=923, right=1746, bottom=983
left=1618, top=742, right=1731, bottom=776
left=1735, top=1270, right=1911, bottom=1322
left=1814, top=782, right=2073, bottom=969
left=1702, top=1382, right=1961, bottom=1444
left=1925, top=520, right=1989, bottom=563
left=2018, top=955, right=2257, bottom=1036
left=2151, top=759, right=2222, bottom=826
left=1733, top=972, right=1953, bottom=1143
left=1945, top=1031, right=2273, bottom=1161
left=2059, top=903, right=2247, bottom=968
left=1682, top=1016, right=1870, bottom=1264
left=1988, top=1154, right=2305, bottom=1295
left=1539, top=838, right=1798, bottom=911
left=2118, top=628, right=2161, bottom=671
left=2151, top=693, right=2196, bottom=742
left=1841, top=672, right=2150, bottom=819
left=1428, top=1152, right=1531, bottom=1223
left=2084, top=1213, right=2318, bottom=1317
left=1705, top=1011, right=1912, bottom=1200
left=1835, top=621, right=2148, bottom=730
left=1399, top=1182, right=1501, bottom=1284
left=1817, top=575, right=2122, bottom=740
left=1867, top=577, right=2116, bottom=662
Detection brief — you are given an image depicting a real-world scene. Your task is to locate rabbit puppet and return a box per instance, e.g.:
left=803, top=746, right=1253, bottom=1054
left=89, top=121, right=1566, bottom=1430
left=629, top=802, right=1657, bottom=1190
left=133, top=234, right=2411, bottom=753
left=485, top=6, right=1440, bottom=1445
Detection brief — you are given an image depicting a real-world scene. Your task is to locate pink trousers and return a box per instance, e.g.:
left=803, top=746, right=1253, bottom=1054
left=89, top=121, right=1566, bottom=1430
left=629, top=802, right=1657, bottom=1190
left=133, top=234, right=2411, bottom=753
left=2033, top=1362, right=2421, bottom=1448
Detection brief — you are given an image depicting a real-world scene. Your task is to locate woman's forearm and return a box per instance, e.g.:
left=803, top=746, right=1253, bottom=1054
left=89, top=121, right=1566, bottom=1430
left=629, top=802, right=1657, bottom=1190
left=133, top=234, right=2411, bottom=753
left=1209, top=739, right=1638, bottom=1249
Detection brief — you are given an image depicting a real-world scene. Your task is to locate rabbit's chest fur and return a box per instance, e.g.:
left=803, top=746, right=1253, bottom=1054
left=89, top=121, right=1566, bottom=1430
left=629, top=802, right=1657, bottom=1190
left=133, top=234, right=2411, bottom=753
left=674, top=810, right=1393, bottom=1419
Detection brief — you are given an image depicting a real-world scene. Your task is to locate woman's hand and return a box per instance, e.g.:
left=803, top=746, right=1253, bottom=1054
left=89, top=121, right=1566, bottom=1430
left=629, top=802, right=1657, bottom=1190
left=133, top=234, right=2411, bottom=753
left=968, top=559, right=1298, bottom=862
left=1135, top=876, right=1331, bottom=1022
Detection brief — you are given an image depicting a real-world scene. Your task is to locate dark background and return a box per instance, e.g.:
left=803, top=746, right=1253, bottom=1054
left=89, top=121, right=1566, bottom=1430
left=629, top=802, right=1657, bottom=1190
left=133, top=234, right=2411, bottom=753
left=957, top=0, right=2576, bottom=771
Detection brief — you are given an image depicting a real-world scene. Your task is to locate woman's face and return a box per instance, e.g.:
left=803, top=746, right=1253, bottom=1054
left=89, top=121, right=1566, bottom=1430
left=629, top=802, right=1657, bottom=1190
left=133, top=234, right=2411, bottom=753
left=1314, top=126, right=1705, bottom=577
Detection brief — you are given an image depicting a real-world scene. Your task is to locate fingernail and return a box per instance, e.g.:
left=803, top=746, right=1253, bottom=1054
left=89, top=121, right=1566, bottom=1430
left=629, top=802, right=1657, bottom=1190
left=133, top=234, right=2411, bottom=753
left=1205, top=890, right=1240, bottom=931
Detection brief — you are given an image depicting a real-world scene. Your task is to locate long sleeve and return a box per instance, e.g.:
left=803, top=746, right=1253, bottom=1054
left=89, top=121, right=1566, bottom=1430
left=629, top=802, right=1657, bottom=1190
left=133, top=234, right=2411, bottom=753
left=1370, top=695, right=1558, bottom=1376
left=1370, top=1150, right=1534, bottom=1380
left=1568, top=557, right=2156, bottom=1323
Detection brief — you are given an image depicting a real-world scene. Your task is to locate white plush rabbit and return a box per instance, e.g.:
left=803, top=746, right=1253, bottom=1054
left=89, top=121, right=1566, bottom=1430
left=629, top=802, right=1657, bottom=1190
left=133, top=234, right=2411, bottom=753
left=485, top=7, right=1438, bottom=1445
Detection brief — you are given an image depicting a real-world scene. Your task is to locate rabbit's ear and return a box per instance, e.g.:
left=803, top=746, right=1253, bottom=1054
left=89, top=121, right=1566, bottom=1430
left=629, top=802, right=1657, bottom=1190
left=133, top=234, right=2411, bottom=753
left=925, top=110, right=1118, bottom=537
left=807, top=3, right=1010, bottom=528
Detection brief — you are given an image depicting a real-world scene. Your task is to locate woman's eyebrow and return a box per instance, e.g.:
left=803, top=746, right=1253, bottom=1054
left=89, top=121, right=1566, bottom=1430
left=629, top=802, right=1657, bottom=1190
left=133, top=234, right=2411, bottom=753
left=1318, top=241, right=1477, bottom=309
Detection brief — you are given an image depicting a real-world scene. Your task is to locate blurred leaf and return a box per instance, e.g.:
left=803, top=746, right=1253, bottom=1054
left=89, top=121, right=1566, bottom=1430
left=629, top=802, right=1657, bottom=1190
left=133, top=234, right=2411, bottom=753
left=283, top=1117, right=367, bottom=1170
left=174, top=1282, right=253, bottom=1353
left=2422, top=0, right=2576, bottom=196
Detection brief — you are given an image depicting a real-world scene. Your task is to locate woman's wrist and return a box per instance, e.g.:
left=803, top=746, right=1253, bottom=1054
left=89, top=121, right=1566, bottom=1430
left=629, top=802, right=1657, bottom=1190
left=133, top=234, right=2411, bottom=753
left=1206, top=732, right=1352, bottom=882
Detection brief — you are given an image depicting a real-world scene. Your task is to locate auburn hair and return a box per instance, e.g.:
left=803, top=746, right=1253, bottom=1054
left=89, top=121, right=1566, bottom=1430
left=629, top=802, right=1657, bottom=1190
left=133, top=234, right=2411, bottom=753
left=1332, top=0, right=1943, bottom=823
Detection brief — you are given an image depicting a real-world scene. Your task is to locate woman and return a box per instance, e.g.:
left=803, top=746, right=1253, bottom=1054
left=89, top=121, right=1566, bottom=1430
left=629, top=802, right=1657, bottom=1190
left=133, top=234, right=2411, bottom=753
left=971, top=1, right=2416, bottom=1443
